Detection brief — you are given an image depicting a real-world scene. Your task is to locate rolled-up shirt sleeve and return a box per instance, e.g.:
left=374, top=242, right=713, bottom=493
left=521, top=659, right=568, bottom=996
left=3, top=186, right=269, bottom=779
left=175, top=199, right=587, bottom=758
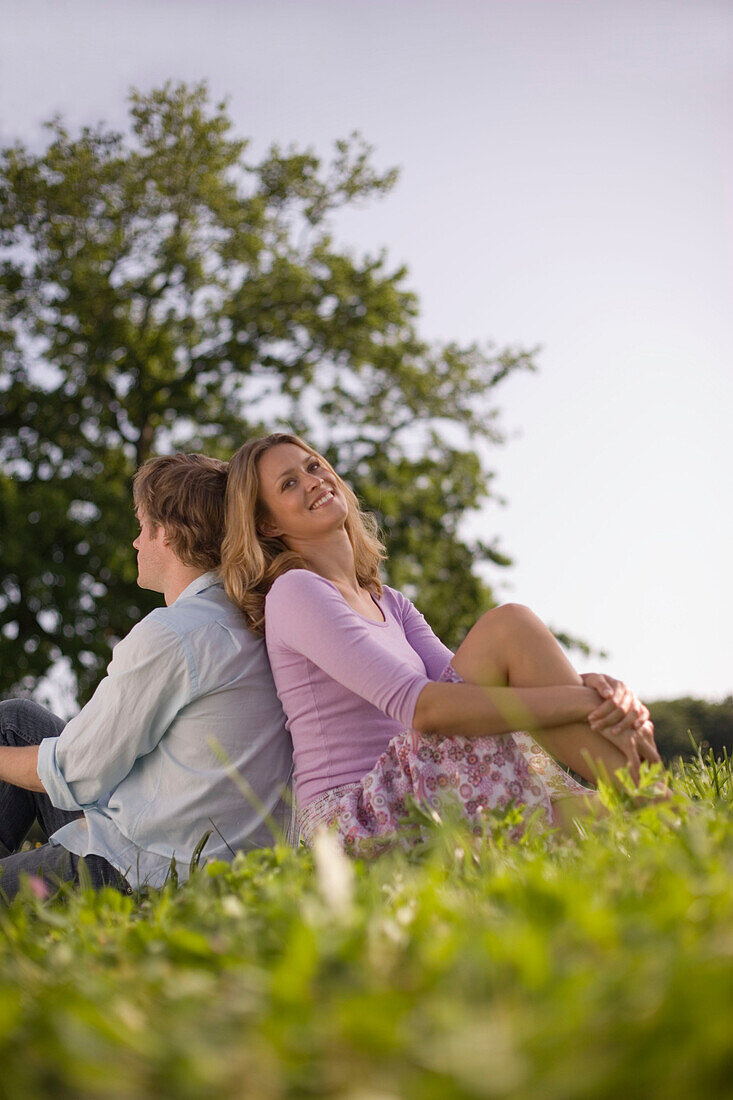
left=37, top=618, right=191, bottom=811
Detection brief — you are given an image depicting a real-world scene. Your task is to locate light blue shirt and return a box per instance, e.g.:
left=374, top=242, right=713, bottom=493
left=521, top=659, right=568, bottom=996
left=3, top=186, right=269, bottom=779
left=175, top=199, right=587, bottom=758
left=37, top=573, right=295, bottom=889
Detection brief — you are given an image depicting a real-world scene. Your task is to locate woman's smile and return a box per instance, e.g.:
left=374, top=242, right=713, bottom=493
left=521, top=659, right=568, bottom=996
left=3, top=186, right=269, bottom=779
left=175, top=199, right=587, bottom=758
left=310, top=489, right=335, bottom=510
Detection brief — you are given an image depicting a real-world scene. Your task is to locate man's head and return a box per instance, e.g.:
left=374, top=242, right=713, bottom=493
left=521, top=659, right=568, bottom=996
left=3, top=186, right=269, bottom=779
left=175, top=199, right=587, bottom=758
left=132, top=453, right=228, bottom=593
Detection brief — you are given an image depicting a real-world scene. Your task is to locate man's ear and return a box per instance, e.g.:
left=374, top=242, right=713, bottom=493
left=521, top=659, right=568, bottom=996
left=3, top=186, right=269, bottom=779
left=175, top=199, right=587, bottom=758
left=157, top=524, right=172, bottom=547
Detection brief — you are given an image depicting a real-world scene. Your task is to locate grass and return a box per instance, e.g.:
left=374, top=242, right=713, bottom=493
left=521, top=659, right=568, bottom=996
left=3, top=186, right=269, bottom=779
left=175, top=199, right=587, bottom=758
left=0, top=752, right=732, bottom=1099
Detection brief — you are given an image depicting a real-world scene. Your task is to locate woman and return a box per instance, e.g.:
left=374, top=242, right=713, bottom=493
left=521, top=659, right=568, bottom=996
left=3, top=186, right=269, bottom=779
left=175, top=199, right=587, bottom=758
left=222, top=433, right=660, bottom=853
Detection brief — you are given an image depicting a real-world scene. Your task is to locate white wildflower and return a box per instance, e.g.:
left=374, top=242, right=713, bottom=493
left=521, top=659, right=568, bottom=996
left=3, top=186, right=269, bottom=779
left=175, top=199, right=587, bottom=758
left=221, top=895, right=245, bottom=918
left=312, top=826, right=354, bottom=919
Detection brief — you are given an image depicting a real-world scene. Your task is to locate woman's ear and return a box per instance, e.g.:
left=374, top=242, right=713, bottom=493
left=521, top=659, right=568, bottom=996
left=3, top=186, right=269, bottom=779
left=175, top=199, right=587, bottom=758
left=257, top=517, right=282, bottom=539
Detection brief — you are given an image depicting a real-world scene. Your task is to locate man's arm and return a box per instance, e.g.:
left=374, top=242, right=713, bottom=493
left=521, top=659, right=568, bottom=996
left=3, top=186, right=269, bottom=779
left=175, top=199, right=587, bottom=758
left=0, top=746, right=43, bottom=792
left=37, top=618, right=191, bottom=812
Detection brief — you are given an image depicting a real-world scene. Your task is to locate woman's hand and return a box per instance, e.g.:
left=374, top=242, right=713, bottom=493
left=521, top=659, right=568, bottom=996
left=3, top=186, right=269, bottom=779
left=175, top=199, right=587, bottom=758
left=581, top=672, right=660, bottom=777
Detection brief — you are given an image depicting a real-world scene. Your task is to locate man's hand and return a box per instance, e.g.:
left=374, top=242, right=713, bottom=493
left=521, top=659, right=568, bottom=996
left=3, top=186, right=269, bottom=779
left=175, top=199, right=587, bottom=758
left=581, top=672, right=660, bottom=778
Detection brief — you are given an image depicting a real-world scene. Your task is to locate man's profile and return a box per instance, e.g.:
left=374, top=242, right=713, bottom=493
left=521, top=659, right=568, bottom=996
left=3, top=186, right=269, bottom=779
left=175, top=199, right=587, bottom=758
left=0, top=453, right=294, bottom=902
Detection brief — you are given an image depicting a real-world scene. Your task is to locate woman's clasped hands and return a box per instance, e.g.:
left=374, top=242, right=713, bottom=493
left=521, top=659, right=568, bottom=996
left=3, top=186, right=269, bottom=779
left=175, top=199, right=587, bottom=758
left=581, top=673, right=660, bottom=779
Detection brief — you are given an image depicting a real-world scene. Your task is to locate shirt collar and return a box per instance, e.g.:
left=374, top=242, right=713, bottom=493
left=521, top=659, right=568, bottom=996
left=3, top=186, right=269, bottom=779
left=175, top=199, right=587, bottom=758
left=173, top=570, right=222, bottom=604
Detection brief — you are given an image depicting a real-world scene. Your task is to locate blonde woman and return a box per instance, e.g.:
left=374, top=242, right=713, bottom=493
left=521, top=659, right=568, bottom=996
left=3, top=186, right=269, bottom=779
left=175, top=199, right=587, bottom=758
left=222, top=433, right=660, bottom=853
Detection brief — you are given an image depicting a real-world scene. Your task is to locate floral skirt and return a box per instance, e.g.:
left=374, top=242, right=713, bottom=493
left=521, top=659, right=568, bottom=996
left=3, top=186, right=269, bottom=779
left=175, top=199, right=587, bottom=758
left=298, top=663, right=591, bottom=856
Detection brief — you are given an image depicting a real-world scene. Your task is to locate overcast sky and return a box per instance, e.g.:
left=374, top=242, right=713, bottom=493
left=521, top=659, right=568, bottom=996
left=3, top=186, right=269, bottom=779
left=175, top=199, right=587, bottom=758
left=2, top=0, right=731, bottom=702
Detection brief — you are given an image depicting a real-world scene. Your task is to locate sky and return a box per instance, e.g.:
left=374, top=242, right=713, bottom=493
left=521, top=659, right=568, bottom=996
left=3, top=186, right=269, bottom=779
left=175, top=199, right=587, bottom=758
left=1, top=0, right=731, bottom=703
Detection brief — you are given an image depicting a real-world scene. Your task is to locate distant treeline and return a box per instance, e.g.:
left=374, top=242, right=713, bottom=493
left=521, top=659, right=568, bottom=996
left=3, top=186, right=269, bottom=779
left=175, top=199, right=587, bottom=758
left=648, top=697, right=733, bottom=761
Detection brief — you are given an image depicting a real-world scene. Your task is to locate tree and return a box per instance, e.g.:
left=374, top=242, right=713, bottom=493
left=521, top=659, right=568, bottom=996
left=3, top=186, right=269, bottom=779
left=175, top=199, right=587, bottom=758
left=648, top=697, right=733, bottom=761
left=0, top=82, right=536, bottom=704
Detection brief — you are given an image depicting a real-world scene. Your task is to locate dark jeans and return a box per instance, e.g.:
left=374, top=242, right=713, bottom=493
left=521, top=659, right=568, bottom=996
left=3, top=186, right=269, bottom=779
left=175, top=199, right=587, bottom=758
left=0, top=699, right=128, bottom=904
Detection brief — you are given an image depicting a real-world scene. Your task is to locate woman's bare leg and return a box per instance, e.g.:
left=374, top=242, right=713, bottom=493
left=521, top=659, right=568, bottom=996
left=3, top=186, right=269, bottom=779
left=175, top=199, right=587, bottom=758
left=551, top=792, right=608, bottom=832
left=451, top=603, right=629, bottom=786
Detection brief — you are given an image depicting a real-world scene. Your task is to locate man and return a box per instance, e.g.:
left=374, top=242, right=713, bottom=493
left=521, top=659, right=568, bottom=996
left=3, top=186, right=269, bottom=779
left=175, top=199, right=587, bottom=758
left=0, top=453, right=294, bottom=903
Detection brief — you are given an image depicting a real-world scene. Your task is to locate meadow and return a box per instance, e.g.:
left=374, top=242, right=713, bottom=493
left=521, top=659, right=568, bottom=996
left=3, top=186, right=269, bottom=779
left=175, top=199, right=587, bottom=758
left=1, top=752, right=731, bottom=1100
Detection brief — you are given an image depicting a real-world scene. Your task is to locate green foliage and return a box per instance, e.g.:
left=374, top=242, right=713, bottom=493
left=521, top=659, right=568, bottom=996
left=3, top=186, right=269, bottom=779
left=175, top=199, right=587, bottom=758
left=0, top=81, right=535, bottom=702
left=649, top=696, right=733, bottom=761
left=0, top=765, right=731, bottom=1098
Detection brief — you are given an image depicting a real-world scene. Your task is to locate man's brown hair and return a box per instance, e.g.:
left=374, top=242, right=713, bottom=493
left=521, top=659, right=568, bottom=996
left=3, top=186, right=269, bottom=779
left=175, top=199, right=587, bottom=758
left=133, top=453, right=228, bottom=572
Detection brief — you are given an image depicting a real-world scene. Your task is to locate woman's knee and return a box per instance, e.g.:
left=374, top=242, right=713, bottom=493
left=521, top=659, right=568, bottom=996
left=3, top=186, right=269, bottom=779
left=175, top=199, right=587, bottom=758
left=473, top=603, right=553, bottom=672
left=479, top=603, right=544, bottom=639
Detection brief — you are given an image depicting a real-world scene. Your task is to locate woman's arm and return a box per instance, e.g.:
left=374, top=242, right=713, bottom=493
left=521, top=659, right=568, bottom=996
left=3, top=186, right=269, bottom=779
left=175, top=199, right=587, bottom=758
left=412, top=680, right=602, bottom=739
left=390, top=588, right=454, bottom=680
left=265, top=571, right=434, bottom=726
left=413, top=678, right=661, bottom=779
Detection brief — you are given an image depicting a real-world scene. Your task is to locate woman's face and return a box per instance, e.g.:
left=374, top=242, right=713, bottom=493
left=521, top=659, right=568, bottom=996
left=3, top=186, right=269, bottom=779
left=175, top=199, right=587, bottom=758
left=257, top=442, right=348, bottom=543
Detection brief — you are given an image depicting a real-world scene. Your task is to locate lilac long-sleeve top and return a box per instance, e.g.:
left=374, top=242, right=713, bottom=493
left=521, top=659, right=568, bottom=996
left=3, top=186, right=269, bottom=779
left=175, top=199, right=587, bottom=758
left=264, top=569, right=454, bottom=808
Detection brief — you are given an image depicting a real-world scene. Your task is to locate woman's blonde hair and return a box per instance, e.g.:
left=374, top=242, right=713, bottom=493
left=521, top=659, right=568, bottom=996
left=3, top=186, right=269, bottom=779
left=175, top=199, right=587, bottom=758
left=222, top=433, right=386, bottom=634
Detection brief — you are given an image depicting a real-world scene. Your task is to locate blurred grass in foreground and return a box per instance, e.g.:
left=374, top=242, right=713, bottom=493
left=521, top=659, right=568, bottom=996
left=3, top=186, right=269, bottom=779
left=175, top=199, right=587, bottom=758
left=0, top=752, right=732, bottom=1100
